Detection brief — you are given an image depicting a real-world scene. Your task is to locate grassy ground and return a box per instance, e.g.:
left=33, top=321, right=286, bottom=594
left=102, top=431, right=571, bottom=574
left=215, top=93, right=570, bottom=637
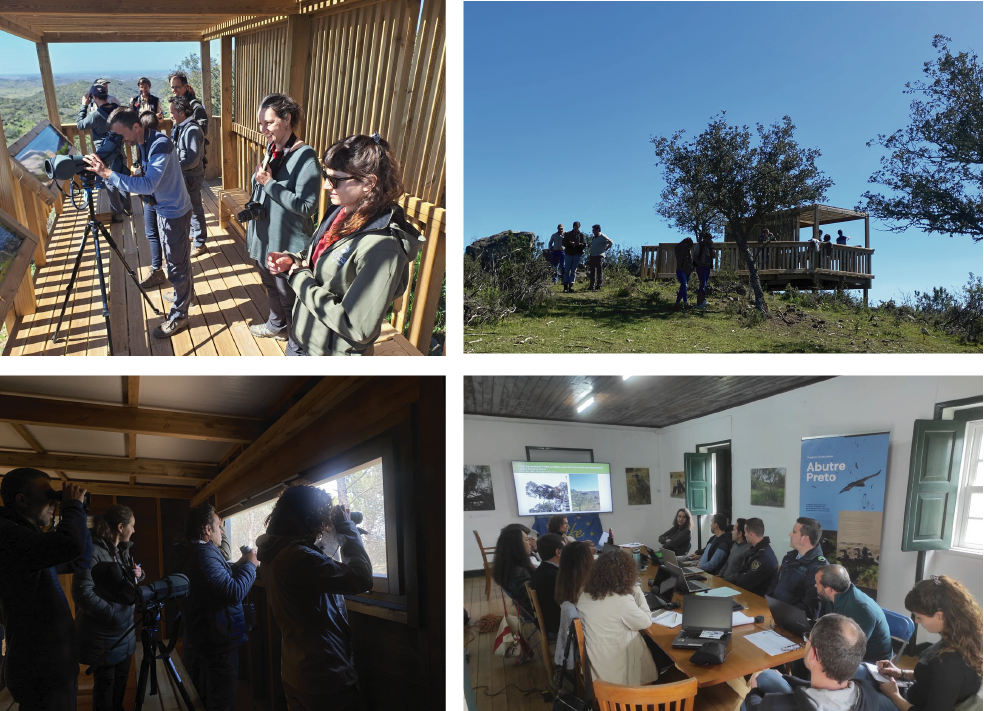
left=464, top=275, right=981, bottom=354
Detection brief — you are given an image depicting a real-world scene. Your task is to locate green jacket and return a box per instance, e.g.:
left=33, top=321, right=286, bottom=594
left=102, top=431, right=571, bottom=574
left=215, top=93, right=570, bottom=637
left=245, top=144, right=321, bottom=262
left=286, top=204, right=425, bottom=356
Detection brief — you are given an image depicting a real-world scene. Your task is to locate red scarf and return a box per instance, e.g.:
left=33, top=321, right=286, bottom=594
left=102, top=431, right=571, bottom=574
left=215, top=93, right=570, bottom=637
left=311, top=208, right=348, bottom=267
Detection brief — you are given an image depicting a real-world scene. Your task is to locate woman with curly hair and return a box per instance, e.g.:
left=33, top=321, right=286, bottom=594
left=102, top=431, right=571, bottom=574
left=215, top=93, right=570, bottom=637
left=576, top=550, right=658, bottom=686
left=657, top=507, right=693, bottom=556
left=874, top=575, right=982, bottom=711
left=492, top=525, right=535, bottom=616
left=553, top=542, right=594, bottom=669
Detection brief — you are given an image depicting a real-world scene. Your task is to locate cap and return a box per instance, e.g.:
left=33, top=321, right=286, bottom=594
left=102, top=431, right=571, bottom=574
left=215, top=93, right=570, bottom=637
left=89, top=84, right=108, bottom=99
left=95, top=78, right=111, bottom=85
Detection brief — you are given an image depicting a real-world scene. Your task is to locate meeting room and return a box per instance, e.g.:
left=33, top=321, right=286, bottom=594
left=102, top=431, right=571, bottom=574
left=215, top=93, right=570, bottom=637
left=463, top=376, right=983, bottom=711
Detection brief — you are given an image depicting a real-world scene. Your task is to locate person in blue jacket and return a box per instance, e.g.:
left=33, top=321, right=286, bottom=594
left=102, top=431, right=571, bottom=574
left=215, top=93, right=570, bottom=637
left=733, top=518, right=779, bottom=596
left=0, top=469, right=92, bottom=711
left=172, top=503, right=257, bottom=711
left=683, top=513, right=733, bottom=575
left=256, top=486, right=373, bottom=711
left=768, top=517, right=827, bottom=618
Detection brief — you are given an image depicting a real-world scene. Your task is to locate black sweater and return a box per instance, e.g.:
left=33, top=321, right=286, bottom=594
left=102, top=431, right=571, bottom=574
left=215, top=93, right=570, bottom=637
left=903, top=642, right=982, bottom=711
left=657, top=526, right=692, bottom=556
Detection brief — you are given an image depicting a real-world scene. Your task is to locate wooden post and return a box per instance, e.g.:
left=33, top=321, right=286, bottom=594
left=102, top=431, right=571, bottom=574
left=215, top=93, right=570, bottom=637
left=864, top=214, right=870, bottom=306
left=36, top=43, right=61, bottom=129
left=284, top=15, right=312, bottom=139
left=200, top=40, right=212, bottom=117
left=220, top=35, right=237, bottom=191
left=0, top=104, right=37, bottom=318
left=813, top=204, right=820, bottom=241
left=406, top=203, right=446, bottom=354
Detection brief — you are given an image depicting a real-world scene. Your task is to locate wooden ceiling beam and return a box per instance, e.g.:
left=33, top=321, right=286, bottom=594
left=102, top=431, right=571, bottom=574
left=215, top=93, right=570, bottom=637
left=0, top=15, right=41, bottom=42
left=0, top=473, right=196, bottom=500
left=0, top=393, right=263, bottom=443
left=0, top=450, right=217, bottom=479
left=3, top=0, right=297, bottom=13
left=6, top=423, right=69, bottom=481
left=124, top=376, right=139, bottom=459
left=43, top=32, right=205, bottom=42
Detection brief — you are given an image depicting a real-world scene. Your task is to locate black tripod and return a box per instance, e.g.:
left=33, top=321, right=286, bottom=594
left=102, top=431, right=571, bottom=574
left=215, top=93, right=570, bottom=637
left=51, top=174, right=161, bottom=354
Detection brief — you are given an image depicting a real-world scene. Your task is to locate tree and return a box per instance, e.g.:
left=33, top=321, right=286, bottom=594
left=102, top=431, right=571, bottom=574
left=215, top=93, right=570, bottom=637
left=653, top=113, right=833, bottom=313
left=860, top=35, right=983, bottom=243
left=652, top=130, right=725, bottom=240
left=171, top=52, right=221, bottom=117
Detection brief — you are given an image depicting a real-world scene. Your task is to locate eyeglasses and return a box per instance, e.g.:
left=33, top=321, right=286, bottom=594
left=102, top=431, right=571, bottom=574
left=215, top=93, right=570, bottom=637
left=321, top=169, right=361, bottom=189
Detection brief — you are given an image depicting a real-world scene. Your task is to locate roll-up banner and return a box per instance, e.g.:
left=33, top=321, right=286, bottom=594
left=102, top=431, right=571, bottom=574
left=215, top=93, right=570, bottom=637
left=800, top=432, right=890, bottom=599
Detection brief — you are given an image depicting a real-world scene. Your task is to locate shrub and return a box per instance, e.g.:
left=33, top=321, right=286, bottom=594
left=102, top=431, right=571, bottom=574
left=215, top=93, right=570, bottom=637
left=463, top=232, right=554, bottom=325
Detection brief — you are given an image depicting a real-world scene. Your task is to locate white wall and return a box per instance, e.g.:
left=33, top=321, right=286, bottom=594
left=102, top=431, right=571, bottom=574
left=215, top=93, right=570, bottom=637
left=464, top=377, right=983, bottom=638
left=464, top=416, right=659, bottom=571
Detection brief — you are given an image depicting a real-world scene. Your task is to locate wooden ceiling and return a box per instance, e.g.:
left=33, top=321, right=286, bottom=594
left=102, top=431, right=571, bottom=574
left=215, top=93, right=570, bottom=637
left=464, top=376, right=833, bottom=429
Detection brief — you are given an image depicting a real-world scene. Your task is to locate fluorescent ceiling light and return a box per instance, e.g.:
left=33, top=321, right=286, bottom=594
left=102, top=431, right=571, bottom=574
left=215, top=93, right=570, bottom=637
left=622, top=375, right=633, bottom=380
left=577, top=397, right=595, bottom=413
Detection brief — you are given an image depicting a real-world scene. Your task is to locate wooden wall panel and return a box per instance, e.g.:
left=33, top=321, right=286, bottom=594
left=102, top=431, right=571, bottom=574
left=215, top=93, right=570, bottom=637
left=117, top=495, right=161, bottom=584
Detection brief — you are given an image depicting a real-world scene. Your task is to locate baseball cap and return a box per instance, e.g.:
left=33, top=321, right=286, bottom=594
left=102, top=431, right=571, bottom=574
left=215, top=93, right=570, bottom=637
left=89, top=84, right=108, bottom=99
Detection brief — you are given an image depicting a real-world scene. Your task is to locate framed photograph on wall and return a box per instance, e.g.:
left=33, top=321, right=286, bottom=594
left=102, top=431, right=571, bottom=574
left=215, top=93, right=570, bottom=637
left=625, top=468, right=651, bottom=505
left=464, top=465, right=495, bottom=511
left=750, top=467, right=786, bottom=507
left=669, top=471, right=686, bottom=499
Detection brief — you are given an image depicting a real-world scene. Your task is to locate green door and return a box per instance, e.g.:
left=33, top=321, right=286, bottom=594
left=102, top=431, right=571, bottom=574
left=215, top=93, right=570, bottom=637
left=685, top=452, right=712, bottom=515
left=902, top=420, right=965, bottom=551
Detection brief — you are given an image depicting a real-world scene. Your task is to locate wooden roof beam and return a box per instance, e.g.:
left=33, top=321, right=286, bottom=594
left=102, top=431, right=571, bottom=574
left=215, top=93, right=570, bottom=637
left=0, top=15, right=41, bottom=42
left=4, top=0, right=297, bottom=14
left=43, top=32, right=205, bottom=42
left=0, top=475, right=197, bottom=500
left=0, top=450, right=217, bottom=479
left=0, top=393, right=264, bottom=443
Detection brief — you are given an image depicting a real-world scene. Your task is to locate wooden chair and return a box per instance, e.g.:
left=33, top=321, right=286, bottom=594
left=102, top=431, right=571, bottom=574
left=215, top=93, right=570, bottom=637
left=574, top=617, right=588, bottom=700
left=525, top=582, right=554, bottom=687
left=473, top=530, right=496, bottom=600
left=593, top=677, right=699, bottom=711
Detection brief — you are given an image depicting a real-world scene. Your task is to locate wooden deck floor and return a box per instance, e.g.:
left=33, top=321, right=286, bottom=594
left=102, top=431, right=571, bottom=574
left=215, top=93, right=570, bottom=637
left=4, top=180, right=418, bottom=356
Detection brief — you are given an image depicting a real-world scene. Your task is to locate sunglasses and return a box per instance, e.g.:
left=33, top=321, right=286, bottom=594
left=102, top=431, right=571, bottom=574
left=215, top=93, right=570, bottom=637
left=321, top=169, right=361, bottom=189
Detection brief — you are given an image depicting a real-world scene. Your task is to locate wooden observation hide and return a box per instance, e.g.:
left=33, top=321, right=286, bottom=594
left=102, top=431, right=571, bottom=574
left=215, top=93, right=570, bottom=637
left=0, top=0, right=445, bottom=355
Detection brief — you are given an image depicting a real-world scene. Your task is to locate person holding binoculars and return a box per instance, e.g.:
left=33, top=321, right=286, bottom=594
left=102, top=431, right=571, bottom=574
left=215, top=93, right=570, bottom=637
left=0, top=470, right=92, bottom=710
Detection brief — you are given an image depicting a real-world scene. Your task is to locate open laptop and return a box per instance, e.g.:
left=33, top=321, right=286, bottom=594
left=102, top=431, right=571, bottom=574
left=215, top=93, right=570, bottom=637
left=766, top=595, right=814, bottom=637
left=671, top=595, right=734, bottom=648
left=663, top=561, right=712, bottom=593
left=646, top=572, right=678, bottom=610
left=659, top=548, right=704, bottom=576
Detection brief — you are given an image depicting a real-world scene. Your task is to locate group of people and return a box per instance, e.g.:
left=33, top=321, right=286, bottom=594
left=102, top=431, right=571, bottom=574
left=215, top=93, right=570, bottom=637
left=547, top=223, right=614, bottom=292
left=673, top=231, right=717, bottom=309
left=80, top=79, right=423, bottom=354
left=489, top=508, right=982, bottom=711
left=0, top=468, right=374, bottom=711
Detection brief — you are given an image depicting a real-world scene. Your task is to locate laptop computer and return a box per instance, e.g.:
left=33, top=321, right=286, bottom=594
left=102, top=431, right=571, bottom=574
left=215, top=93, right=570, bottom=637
left=663, top=561, right=712, bottom=593
left=645, top=572, right=678, bottom=610
left=671, top=595, right=734, bottom=649
left=659, top=548, right=704, bottom=576
left=766, top=595, right=814, bottom=637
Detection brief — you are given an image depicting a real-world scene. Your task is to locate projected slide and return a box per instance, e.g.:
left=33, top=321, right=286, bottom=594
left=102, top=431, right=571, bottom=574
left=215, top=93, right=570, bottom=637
left=512, top=461, right=613, bottom=515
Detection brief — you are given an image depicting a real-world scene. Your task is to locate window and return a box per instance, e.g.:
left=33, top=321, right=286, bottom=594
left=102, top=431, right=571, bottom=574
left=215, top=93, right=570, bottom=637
left=226, top=499, right=277, bottom=556
left=953, top=420, right=983, bottom=552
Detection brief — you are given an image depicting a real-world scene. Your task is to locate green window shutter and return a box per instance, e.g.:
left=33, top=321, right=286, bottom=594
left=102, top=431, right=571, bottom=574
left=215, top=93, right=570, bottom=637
left=902, top=420, right=965, bottom=551
left=685, top=453, right=712, bottom=515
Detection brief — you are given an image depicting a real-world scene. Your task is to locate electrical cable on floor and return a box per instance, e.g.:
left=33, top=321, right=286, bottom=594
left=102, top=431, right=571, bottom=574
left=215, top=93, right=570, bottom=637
left=472, top=684, right=542, bottom=698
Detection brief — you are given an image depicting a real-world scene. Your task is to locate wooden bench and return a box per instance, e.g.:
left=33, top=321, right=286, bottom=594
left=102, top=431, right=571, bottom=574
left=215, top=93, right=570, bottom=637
left=218, top=188, right=250, bottom=239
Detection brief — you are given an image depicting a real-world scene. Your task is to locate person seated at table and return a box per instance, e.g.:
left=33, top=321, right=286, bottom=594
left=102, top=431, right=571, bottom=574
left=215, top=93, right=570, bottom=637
left=576, top=550, right=659, bottom=686
left=815, top=565, right=892, bottom=663
left=720, top=517, right=753, bottom=583
left=733, top=518, right=778, bottom=596
left=687, top=513, right=732, bottom=574
left=492, top=525, right=535, bottom=618
left=501, top=522, right=539, bottom=568
left=547, top=515, right=577, bottom=545
left=869, top=575, right=982, bottom=711
left=742, top=613, right=881, bottom=711
left=554, top=542, right=594, bottom=670
left=657, top=507, right=693, bottom=556
left=532, top=533, right=565, bottom=640
left=768, top=517, right=827, bottom=618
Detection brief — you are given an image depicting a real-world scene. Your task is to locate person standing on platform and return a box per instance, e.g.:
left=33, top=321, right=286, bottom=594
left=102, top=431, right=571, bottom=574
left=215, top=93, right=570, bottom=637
left=733, top=517, right=778, bottom=596
left=133, top=111, right=169, bottom=290
left=587, top=224, right=613, bottom=291
left=768, top=517, right=827, bottom=618
left=77, top=83, right=130, bottom=223
left=548, top=224, right=566, bottom=284
left=130, top=77, right=163, bottom=120
left=169, top=71, right=209, bottom=136
left=170, top=95, right=208, bottom=258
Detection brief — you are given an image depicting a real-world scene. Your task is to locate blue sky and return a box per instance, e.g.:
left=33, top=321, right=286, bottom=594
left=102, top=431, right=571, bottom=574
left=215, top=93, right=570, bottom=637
left=465, top=2, right=983, bottom=303
left=0, top=36, right=218, bottom=76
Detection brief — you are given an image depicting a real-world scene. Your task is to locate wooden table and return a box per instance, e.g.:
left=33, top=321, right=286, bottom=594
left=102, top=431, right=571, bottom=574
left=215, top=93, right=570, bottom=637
left=640, top=563, right=806, bottom=687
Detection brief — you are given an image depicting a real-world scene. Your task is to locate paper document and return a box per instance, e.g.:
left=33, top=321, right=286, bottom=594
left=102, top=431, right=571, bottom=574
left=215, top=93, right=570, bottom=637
left=732, top=612, right=757, bottom=626
left=745, top=630, right=804, bottom=656
left=695, top=586, right=742, bottom=598
left=863, top=663, right=890, bottom=683
left=598, top=532, right=609, bottom=546
left=652, top=611, right=682, bottom=628
left=619, top=542, right=644, bottom=548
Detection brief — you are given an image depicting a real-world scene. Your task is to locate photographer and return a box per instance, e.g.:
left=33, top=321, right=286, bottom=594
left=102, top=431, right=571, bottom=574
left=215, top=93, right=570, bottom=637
left=245, top=93, right=321, bottom=354
left=73, top=505, right=145, bottom=711
left=265, top=133, right=425, bottom=356
left=130, top=77, right=163, bottom=120
left=173, top=503, right=256, bottom=711
left=256, top=486, right=372, bottom=711
left=77, top=83, right=130, bottom=223
left=0, top=469, right=92, bottom=710
left=133, top=111, right=169, bottom=289
left=83, top=107, right=194, bottom=339
left=170, top=95, right=208, bottom=257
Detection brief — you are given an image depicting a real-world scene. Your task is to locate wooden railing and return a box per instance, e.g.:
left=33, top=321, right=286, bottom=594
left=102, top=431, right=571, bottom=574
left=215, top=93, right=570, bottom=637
left=640, top=242, right=874, bottom=281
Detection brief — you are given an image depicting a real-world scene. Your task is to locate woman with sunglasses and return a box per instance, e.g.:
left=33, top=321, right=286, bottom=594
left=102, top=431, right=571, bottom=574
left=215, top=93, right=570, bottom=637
left=266, top=133, right=424, bottom=356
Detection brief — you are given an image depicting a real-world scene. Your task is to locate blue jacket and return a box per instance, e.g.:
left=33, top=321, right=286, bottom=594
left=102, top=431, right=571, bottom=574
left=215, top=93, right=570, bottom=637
left=768, top=544, right=827, bottom=617
left=106, top=129, right=191, bottom=218
left=733, top=536, right=778, bottom=596
left=172, top=540, right=256, bottom=653
left=697, top=533, right=732, bottom=574
left=0, top=500, right=92, bottom=681
left=77, top=102, right=126, bottom=171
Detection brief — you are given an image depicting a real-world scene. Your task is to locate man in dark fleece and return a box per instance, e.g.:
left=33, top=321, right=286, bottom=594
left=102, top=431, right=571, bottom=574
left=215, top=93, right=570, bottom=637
left=0, top=469, right=92, bottom=711
left=256, top=486, right=373, bottom=711
left=172, top=503, right=257, bottom=711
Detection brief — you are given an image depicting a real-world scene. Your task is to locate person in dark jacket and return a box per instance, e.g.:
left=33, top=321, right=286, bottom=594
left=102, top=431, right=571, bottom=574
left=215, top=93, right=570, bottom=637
left=130, top=77, right=163, bottom=119
left=721, top=517, right=753, bottom=583
left=658, top=508, right=693, bottom=556
left=492, top=525, right=536, bottom=617
left=743, top=614, right=881, bottom=711
left=814, top=565, right=891, bottom=663
left=561, top=222, right=587, bottom=292
left=733, top=518, right=778, bottom=596
left=0, top=469, right=92, bottom=710
left=169, top=95, right=208, bottom=257
left=685, top=513, right=732, bottom=575
left=78, top=83, right=130, bottom=222
left=531, top=533, right=564, bottom=640
left=74, top=504, right=146, bottom=711
left=674, top=237, right=695, bottom=307
left=172, top=503, right=257, bottom=711
left=255, top=486, right=372, bottom=711
left=768, top=517, right=827, bottom=618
